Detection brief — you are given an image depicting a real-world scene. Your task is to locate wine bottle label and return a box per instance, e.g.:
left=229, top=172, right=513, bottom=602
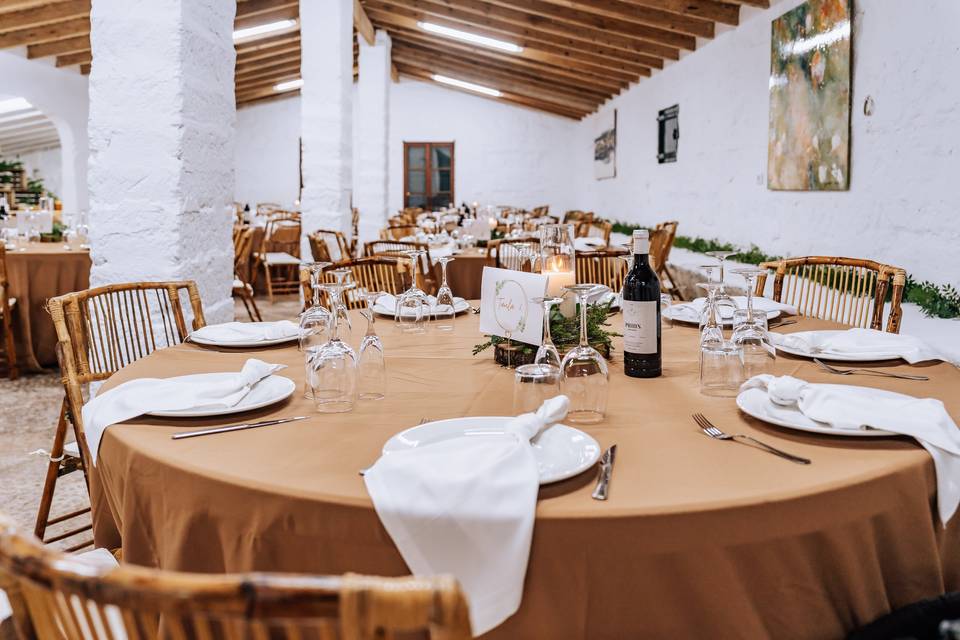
left=622, top=300, right=658, bottom=354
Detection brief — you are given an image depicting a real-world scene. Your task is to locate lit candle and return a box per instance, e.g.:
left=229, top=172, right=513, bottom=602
left=543, top=256, right=576, bottom=317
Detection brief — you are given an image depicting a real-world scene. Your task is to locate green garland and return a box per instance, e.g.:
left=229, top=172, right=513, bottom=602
left=473, top=301, right=620, bottom=357
left=611, top=221, right=960, bottom=319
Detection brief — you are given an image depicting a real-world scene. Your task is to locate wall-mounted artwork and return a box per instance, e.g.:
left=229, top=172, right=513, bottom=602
left=768, top=0, right=851, bottom=191
left=594, top=109, right=616, bottom=180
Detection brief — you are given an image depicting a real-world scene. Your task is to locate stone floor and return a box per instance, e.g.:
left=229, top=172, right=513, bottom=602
left=0, top=295, right=300, bottom=546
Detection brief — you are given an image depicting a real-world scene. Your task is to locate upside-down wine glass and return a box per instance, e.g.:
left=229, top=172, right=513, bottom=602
left=330, top=267, right=354, bottom=331
left=300, top=261, right=333, bottom=398
left=706, top=250, right=740, bottom=316
left=432, top=255, right=457, bottom=331
left=559, top=284, right=609, bottom=424
left=696, top=282, right=724, bottom=347
left=308, top=281, right=358, bottom=413
left=531, top=295, right=563, bottom=370
left=731, top=267, right=776, bottom=378
left=358, top=289, right=387, bottom=401
left=395, top=249, right=429, bottom=333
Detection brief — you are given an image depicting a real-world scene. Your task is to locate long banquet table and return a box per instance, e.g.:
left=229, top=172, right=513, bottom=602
left=90, top=310, right=960, bottom=639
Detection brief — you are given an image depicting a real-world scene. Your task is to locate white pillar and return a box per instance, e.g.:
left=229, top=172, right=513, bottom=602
left=87, top=0, right=236, bottom=323
left=355, top=30, right=391, bottom=244
left=300, top=0, right=353, bottom=249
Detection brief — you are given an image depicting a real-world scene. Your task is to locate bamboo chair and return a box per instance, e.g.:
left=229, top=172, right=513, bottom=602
left=380, top=224, right=417, bottom=241
left=576, top=220, right=612, bottom=245
left=0, top=514, right=472, bottom=640
left=651, top=221, right=682, bottom=300
left=36, top=282, right=207, bottom=552
left=531, top=205, right=549, bottom=218
left=258, top=217, right=302, bottom=303
left=494, top=238, right=540, bottom=272
left=300, top=258, right=409, bottom=311
left=350, top=207, right=360, bottom=258
left=233, top=227, right=262, bottom=322
left=309, top=229, right=351, bottom=264
left=563, top=210, right=594, bottom=224
left=576, top=250, right=630, bottom=291
left=0, top=244, right=17, bottom=379
left=364, top=240, right=437, bottom=293
left=755, top=257, right=907, bottom=333
left=256, top=202, right=282, bottom=215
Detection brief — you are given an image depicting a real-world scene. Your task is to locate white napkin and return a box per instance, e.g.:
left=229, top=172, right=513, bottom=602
left=81, top=359, right=285, bottom=465
left=742, top=374, right=960, bottom=523
left=190, top=320, right=298, bottom=343
left=363, top=396, right=571, bottom=636
left=574, top=236, right=605, bottom=252
left=768, top=328, right=944, bottom=364
left=668, top=296, right=796, bottom=323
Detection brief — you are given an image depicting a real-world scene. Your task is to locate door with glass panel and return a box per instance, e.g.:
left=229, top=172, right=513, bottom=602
left=404, top=142, right=454, bottom=209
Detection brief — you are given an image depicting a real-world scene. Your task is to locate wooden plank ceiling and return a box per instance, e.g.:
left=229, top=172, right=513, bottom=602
left=0, top=0, right=771, bottom=119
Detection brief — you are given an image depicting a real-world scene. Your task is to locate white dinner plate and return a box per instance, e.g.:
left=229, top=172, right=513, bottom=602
left=772, top=330, right=903, bottom=362
left=148, top=374, right=295, bottom=418
left=382, top=416, right=602, bottom=484
left=736, top=385, right=897, bottom=437
left=663, top=305, right=780, bottom=327
left=188, top=328, right=298, bottom=348
left=373, top=297, right=471, bottom=318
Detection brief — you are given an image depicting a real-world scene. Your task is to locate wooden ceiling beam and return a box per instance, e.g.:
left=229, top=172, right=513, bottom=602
left=0, top=1, right=53, bottom=11
left=235, top=59, right=300, bottom=83
left=354, top=0, right=375, bottom=44
left=0, top=0, right=88, bottom=31
left=26, top=32, right=88, bottom=57
left=236, top=41, right=299, bottom=65
left=365, top=4, right=643, bottom=84
left=233, top=4, right=297, bottom=30
left=237, top=88, right=300, bottom=107
left=80, top=62, right=89, bottom=74
left=235, top=0, right=297, bottom=20
left=235, top=70, right=300, bottom=93
left=236, top=49, right=299, bottom=73
left=612, top=0, right=739, bottom=26
left=0, top=15, right=88, bottom=48
left=234, top=29, right=299, bottom=54
left=528, top=0, right=714, bottom=38
left=54, top=48, right=89, bottom=66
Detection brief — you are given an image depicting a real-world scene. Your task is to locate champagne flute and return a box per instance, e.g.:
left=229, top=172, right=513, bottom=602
left=433, top=256, right=457, bottom=331
left=531, top=295, right=563, bottom=370
left=358, top=289, right=387, bottom=401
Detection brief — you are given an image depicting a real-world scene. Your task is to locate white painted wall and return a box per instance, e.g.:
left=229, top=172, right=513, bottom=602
left=574, top=0, right=960, bottom=288
left=234, top=77, right=579, bottom=215
left=15, top=146, right=63, bottom=200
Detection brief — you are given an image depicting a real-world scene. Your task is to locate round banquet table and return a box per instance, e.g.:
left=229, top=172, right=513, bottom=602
left=444, top=247, right=492, bottom=300
left=89, top=311, right=960, bottom=639
left=5, top=242, right=91, bottom=371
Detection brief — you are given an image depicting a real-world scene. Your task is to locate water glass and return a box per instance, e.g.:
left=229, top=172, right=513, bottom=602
left=513, top=364, right=561, bottom=415
left=699, top=340, right=745, bottom=397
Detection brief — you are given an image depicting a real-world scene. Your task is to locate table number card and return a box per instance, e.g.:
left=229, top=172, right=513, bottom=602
left=479, top=266, right=548, bottom=346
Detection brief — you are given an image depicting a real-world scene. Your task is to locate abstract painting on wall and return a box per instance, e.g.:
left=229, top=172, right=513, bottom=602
left=594, top=109, right=616, bottom=180
left=768, top=0, right=851, bottom=191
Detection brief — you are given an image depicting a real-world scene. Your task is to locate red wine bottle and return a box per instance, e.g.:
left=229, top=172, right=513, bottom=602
left=623, top=229, right=662, bottom=378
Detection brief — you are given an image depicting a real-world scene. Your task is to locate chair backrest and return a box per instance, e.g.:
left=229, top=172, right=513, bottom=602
left=265, top=218, right=301, bottom=258
left=755, top=256, right=906, bottom=333
left=234, top=227, right=257, bottom=283
left=0, top=514, right=472, bottom=640
left=309, top=229, right=350, bottom=264
left=300, top=258, right=409, bottom=311
left=531, top=205, right=549, bottom=218
left=350, top=208, right=360, bottom=256
left=576, top=220, right=612, bottom=243
left=576, top=250, right=630, bottom=290
left=381, top=224, right=417, bottom=241
left=364, top=240, right=432, bottom=279
left=494, top=238, right=540, bottom=272
left=563, top=210, right=594, bottom=224
left=653, top=220, right=679, bottom=266
left=0, top=243, right=9, bottom=308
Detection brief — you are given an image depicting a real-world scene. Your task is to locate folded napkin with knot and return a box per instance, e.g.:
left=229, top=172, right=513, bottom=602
left=668, top=296, right=796, bottom=323
left=190, top=320, right=298, bottom=343
left=742, top=374, right=960, bottom=523
left=767, top=328, right=944, bottom=364
left=81, top=359, right=285, bottom=465
left=363, top=395, right=570, bottom=636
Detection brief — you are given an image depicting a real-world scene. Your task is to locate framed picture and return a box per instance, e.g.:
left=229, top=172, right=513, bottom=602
left=768, top=0, right=852, bottom=191
left=658, top=105, right=679, bottom=164
left=594, top=109, right=616, bottom=180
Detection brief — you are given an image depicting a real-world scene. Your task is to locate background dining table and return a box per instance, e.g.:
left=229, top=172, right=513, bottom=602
left=88, top=310, right=960, bottom=639
left=444, top=247, right=492, bottom=300
left=6, top=241, right=91, bottom=371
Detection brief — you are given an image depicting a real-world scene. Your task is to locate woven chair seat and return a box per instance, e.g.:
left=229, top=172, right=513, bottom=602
left=263, top=252, right=301, bottom=266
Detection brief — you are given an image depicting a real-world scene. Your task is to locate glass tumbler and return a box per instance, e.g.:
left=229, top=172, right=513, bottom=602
left=513, top=364, right=562, bottom=415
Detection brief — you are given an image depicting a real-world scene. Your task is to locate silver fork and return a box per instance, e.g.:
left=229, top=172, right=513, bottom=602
left=693, top=413, right=811, bottom=465
left=813, top=358, right=929, bottom=381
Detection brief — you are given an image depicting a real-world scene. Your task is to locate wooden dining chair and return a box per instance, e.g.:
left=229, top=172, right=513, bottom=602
left=0, top=244, right=17, bottom=380
left=576, top=220, right=613, bottom=245
left=576, top=249, right=631, bottom=291
left=364, top=240, right=437, bottom=292
left=0, top=514, right=472, bottom=640
left=755, top=256, right=907, bottom=333
left=494, top=238, right=540, bottom=272
left=350, top=207, right=360, bottom=258
left=256, top=202, right=282, bottom=215
left=380, top=224, right=417, bottom=241
left=233, top=227, right=262, bottom=322
left=36, top=282, right=207, bottom=553
left=258, top=217, right=302, bottom=303
left=300, top=258, right=409, bottom=311
left=650, top=221, right=682, bottom=300
left=309, top=229, right=351, bottom=264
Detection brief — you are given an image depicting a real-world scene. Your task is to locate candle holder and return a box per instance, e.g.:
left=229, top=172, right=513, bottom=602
left=540, top=223, right=576, bottom=316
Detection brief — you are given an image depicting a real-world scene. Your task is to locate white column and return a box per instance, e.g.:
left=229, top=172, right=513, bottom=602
left=87, top=0, right=236, bottom=323
left=300, top=0, right=353, bottom=248
left=355, top=30, right=391, bottom=244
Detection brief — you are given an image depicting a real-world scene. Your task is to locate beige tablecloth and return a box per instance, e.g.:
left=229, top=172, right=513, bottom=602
left=91, top=312, right=960, bottom=639
left=7, top=242, right=91, bottom=371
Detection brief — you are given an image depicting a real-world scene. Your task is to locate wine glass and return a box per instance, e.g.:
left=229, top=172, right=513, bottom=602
left=330, top=267, right=353, bottom=331
left=358, top=289, right=386, bottom=401
left=432, top=255, right=457, bottom=331
left=731, top=267, right=776, bottom=378
left=696, top=282, right=724, bottom=347
left=395, top=249, right=429, bottom=333
left=559, top=284, right=609, bottom=424
left=299, top=261, right=332, bottom=398
left=531, top=295, right=563, bottom=369
left=308, top=282, right=358, bottom=413
left=706, top=250, right=740, bottom=314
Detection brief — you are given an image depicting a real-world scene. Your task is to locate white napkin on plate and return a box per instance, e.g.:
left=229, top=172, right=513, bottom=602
left=573, top=236, right=605, bottom=252
left=81, top=359, right=285, bottom=465
left=742, top=374, right=960, bottom=523
left=668, top=296, right=796, bottom=323
left=190, top=320, right=298, bottom=343
left=768, top=328, right=944, bottom=364
left=363, top=396, right=571, bottom=636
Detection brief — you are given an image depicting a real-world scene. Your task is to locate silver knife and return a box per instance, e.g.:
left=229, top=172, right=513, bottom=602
left=591, top=444, right=617, bottom=501
left=172, top=416, right=309, bottom=440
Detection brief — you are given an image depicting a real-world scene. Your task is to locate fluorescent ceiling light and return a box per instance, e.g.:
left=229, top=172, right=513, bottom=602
left=418, top=21, right=522, bottom=53
left=233, top=19, right=297, bottom=42
left=0, top=97, right=32, bottom=115
left=432, top=74, right=501, bottom=98
left=274, top=78, right=303, bottom=92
